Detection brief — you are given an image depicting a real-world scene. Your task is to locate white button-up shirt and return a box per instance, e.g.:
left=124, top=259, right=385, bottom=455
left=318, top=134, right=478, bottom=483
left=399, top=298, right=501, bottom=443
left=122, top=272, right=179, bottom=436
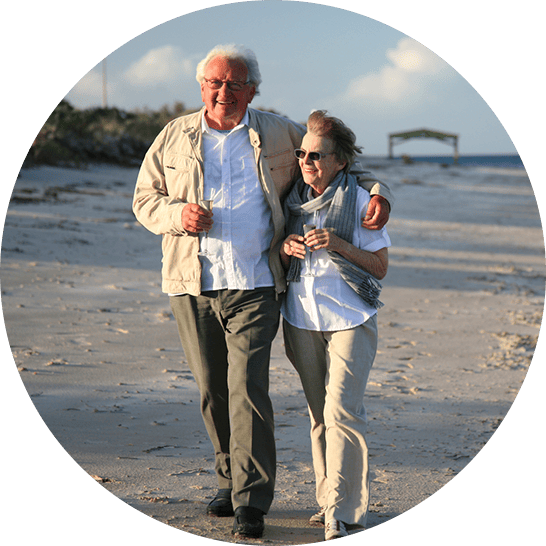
left=199, top=111, right=275, bottom=291
left=281, top=186, right=391, bottom=331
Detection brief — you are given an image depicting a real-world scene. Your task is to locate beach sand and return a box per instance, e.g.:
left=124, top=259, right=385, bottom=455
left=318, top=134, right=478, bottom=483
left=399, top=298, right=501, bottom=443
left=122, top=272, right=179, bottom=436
left=1, top=160, right=544, bottom=544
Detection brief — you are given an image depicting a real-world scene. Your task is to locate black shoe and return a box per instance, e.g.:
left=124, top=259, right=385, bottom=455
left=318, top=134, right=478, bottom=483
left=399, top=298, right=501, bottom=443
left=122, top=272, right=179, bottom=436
left=232, top=506, right=265, bottom=538
left=207, top=489, right=234, bottom=517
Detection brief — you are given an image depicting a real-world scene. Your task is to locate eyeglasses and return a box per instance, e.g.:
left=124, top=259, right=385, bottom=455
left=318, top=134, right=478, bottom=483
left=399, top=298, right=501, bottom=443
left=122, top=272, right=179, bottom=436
left=294, top=149, right=334, bottom=162
left=204, top=78, right=250, bottom=91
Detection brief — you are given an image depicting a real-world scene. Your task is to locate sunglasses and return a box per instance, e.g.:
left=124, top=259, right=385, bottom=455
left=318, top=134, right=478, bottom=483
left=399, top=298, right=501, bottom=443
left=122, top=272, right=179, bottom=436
left=294, top=149, right=334, bottom=162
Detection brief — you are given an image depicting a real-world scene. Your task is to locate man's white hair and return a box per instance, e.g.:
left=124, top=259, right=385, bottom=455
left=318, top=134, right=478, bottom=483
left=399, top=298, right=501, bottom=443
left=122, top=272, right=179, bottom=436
left=196, top=44, right=262, bottom=95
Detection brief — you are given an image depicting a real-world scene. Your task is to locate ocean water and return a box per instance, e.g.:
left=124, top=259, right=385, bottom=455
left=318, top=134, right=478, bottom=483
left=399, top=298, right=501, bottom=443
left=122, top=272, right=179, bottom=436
left=391, top=154, right=524, bottom=169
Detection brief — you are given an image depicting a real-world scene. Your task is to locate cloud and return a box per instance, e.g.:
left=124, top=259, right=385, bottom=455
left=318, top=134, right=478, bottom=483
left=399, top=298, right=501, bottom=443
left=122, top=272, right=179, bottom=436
left=386, top=37, right=447, bottom=74
left=341, top=38, right=454, bottom=107
left=123, top=45, right=194, bottom=88
left=70, top=67, right=102, bottom=98
left=64, top=68, right=108, bottom=108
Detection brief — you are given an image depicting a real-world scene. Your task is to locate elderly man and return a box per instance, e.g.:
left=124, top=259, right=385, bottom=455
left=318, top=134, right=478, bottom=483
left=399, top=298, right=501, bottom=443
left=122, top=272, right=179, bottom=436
left=133, top=44, right=393, bottom=539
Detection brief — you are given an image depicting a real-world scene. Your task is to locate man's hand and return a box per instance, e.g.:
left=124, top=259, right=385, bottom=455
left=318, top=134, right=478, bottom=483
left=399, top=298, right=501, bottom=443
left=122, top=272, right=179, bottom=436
left=361, top=195, right=390, bottom=230
left=181, top=203, right=213, bottom=233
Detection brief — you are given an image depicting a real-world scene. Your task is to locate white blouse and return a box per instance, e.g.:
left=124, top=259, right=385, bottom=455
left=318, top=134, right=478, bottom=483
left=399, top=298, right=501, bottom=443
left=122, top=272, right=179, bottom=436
left=281, top=186, right=391, bottom=332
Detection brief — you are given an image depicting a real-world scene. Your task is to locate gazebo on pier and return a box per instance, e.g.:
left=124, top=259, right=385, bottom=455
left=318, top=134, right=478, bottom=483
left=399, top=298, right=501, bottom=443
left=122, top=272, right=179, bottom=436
left=388, top=128, right=459, bottom=164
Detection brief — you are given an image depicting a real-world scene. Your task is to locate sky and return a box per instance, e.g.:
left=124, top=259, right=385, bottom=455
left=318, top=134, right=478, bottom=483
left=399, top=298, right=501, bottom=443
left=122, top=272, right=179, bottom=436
left=63, top=1, right=516, bottom=157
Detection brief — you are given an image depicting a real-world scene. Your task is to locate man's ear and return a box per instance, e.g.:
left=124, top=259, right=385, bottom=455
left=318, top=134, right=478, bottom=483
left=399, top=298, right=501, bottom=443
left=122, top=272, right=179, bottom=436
left=247, top=85, right=257, bottom=104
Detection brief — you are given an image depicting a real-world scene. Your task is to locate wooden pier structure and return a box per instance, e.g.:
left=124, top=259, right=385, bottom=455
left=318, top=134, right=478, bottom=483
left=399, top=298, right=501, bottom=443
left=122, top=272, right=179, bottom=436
left=388, top=128, right=459, bottom=164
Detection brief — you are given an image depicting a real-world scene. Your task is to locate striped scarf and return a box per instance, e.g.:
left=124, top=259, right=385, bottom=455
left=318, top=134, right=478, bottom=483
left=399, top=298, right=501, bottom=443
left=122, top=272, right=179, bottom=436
left=284, top=172, right=383, bottom=309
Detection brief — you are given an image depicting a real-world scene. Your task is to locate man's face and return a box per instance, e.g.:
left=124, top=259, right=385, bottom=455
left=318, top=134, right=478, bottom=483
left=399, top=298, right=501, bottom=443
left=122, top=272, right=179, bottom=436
left=200, top=56, right=256, bottom=130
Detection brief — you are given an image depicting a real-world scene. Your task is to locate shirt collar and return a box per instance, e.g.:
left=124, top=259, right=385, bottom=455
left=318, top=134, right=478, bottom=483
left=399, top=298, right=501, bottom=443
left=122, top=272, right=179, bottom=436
left=202, top=109, right=249, bottom=135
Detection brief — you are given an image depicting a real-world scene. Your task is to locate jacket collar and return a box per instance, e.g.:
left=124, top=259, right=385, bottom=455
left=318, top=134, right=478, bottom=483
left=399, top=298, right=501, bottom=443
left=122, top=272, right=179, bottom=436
left=247, top=108, right=262, bottom=148
left=183, top=107, right=262, bottom=152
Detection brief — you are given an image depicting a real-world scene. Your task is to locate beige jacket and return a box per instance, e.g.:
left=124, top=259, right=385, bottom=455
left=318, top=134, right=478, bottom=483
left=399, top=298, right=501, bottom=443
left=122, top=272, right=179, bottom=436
left=133, top=107, right=393, bottom=296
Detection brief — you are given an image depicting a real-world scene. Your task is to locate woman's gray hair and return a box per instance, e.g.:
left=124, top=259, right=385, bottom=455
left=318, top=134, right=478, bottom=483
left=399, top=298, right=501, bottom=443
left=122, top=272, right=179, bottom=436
left=307, top=110, right=363, bottom=171
left=196, top=44, right=262, bottom=95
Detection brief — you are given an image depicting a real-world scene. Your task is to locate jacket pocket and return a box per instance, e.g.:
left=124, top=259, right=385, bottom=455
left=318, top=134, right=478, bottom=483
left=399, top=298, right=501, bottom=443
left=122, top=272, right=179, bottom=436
left=164, top=154, right=199, bottom=202
left=264, top=148, right=294, bottom=171
left=263, top=148, right=298, bottom=198
left=164, top=154, right=195, bottom=172
left=264, top=148, right=296, bottom=180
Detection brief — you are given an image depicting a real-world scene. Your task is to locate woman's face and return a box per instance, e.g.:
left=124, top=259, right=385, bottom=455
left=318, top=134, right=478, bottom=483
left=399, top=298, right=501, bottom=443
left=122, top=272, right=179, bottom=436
left=299, top=133, right=346, bottom=196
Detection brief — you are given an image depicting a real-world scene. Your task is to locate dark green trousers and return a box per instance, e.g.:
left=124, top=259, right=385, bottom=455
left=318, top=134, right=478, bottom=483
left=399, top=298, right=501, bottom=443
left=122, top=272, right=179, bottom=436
left=170, top=288, right=280, bottom=514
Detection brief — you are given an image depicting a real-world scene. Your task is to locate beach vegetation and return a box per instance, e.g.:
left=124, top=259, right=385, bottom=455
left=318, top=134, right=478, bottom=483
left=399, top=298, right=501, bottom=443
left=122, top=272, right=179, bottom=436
left=24, top=100, right=199, bottom=168
left=25, top=101, right=289, bottom=169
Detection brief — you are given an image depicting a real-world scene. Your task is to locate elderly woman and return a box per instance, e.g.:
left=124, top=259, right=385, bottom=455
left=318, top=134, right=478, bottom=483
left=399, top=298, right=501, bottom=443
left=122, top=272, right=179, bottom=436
left=280, top=110, right=390, bottom=540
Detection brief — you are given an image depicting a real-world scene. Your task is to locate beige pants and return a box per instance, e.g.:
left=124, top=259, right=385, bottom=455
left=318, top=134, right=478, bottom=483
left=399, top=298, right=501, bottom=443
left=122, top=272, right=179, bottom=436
left=283, top=316, right=377, bottom=527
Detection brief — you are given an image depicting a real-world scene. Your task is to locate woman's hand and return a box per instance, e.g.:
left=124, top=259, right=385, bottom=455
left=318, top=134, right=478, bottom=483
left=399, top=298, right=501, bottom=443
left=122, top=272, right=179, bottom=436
left=282, top=234, right=306, bottom=259
left=305, top=228, right=389, bottom=280
left=304, top=228, right=342, bottom=253
left=280, top=234, right=306, bottom=268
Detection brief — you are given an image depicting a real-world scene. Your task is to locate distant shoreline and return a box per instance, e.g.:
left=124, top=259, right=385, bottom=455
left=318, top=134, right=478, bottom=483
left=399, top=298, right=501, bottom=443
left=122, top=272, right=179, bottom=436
left=362, top=153, right=524, bottom=168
